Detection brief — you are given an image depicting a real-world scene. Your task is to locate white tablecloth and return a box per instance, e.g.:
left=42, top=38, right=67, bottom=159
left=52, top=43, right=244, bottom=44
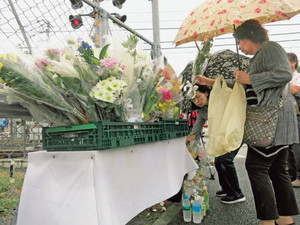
left=17, top=137, right=198, bottom=225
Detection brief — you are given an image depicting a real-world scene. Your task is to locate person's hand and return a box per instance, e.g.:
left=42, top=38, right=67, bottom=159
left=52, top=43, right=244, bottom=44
left=186, top=135, right=196, bottom=144
left=195, top=75, right=215, bottom=87
left=234, top=69, right=251, bottom=84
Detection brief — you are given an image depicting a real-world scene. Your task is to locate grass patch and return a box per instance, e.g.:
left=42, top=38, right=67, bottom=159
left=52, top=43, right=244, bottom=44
left=0, top=169, right=25, bottom=220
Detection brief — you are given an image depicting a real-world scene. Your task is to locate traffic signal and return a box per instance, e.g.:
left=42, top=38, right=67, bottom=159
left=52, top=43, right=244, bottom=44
left=112, top=0, right=126, bottom=9
left=69, top=0, right=83, bottom=9
left=112, top=13, right=127, bottom=23
left=69, top=15, right=83, bottom=29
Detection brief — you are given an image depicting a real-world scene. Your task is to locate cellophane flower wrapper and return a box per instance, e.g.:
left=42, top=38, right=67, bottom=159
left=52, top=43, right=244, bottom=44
left=0, top=52, right=86, bottom=125
left=0, top=35, right=184, bottom=125
left=107, top=34, right=159, bottom=122
left=143, top=63, right=183, bottom=120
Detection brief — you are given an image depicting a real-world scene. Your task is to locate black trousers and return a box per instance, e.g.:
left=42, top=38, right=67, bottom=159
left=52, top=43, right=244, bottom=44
left=291, top=115, right=300, bottom=180
left=214, top=148, right=242, bottom=197
left=246, top=146, right=299, bottom=220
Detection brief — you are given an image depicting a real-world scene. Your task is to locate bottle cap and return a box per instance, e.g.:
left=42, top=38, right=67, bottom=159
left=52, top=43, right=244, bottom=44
left=184, top=195, right=189, bottom=199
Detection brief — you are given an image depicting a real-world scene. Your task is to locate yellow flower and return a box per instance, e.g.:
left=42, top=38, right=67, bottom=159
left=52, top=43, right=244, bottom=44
left=0, top=62, right=3, bottom=70
left=7, top=53, right=17, bottom=63
left=0, top=78, right=5, bottom=84
left=191, top=152, right=197, bottom=159
left=0, top=54, right=7, bottom=60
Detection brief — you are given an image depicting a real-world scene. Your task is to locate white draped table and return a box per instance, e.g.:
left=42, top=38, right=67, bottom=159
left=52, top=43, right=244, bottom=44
left=17, top=137, right=198, bottom=225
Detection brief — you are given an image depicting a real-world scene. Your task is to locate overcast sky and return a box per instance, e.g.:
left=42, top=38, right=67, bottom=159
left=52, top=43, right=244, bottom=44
left=100, top=0, right=300, bottom=75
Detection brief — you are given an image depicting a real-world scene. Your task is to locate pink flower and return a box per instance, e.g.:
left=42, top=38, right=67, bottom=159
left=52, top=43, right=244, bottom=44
left=158, top=88, right=171, bottom=101
left=120, top=64, right=126, bottom=70
left=100, top=57, right=120, bottom=68
left=198, top=149, right=206, bottom=160
left=35, top=58, right=50, bottom=68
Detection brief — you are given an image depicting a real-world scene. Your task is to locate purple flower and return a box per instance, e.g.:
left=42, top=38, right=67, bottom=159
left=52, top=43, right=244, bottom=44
left=100, top=57, right=120, bottom=69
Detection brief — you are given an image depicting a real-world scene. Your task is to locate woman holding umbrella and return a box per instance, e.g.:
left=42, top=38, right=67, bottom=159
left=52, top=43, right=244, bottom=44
left=197, top=19, right=299, bottom=225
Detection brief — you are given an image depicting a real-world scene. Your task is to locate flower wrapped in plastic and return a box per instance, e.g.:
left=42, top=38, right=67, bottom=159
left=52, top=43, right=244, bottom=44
left=0, top=35, right=184, bottom=125
left=0, top=39, right=132, bottom=125
left=143, top=64, right=183, bottom=120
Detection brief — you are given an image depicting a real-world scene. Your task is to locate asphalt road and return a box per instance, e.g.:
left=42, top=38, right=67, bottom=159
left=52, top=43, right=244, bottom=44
left=128, top=142, right=300, bottom=225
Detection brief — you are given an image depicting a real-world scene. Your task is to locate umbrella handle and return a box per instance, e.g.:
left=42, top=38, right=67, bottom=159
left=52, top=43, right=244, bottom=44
left=233, top=24, right=241, bottom=70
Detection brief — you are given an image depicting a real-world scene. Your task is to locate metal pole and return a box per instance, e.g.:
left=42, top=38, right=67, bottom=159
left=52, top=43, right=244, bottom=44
left=82, top=0, right=154, bottom=46
left=151, top=0, right=162, bottom=59
left=8, top=0, right=32, bottom=54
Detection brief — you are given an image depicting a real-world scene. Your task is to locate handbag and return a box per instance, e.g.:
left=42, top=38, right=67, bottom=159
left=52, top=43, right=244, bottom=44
left=243, top=84, right=288, bottom=147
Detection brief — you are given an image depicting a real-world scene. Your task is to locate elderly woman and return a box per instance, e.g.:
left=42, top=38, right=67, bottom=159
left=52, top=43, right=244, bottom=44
left=196, top=20, right=299, bottom=225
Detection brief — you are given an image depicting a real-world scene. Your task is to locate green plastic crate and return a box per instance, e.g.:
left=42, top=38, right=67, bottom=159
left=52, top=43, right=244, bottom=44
left=42, top=119, right=189, bottom=151
left=158, top=118, right=190, bottom=139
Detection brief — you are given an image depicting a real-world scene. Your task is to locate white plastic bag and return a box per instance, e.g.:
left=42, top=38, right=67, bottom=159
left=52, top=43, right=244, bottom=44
left=207, top=76, right=246, bottom=157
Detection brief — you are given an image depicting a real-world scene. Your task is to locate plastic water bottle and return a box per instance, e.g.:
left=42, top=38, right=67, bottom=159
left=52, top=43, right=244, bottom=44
left=193, top=196, right=202, bottom=224
left=191, top=188, right=199, bottom=201
left=201, top=182, right=210, bottom=211
left=182, top=195, right=191, bottom=222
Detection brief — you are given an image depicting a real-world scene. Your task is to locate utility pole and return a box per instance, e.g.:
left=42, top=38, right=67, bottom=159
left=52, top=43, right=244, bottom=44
left=151, top=0, right=162, bottom=60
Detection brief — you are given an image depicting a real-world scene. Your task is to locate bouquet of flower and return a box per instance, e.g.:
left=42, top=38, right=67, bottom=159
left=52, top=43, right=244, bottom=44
left=0, top=36, right=183, bottom=125
left=143, top=64, right=183, bottom=120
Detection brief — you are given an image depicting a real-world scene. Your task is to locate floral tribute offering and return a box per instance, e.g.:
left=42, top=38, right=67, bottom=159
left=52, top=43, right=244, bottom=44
left=184, top=135, right=214, bottom=197
left=143, top=64, right=183, bottom=121
left=0, top=35, right=183, bottom=125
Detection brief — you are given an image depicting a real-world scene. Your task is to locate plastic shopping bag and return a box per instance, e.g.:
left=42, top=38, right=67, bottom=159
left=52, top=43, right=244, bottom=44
left=207, top=76, right=246, bottom=157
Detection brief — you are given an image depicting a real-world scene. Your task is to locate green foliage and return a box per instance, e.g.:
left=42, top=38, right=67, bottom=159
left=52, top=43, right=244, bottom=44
left=122, top=34, right=139, bottom=60
left=99, top=44, right=110, bottom=60
left=194, top=39, right=213, bottom=76
left=0, top=170, right=25, bottom=219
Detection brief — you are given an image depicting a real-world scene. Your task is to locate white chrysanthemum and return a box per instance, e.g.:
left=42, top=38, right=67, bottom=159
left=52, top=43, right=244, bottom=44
left=118, top=79, right=127, bottom=87
left=105, top=85, right=113, bottom=93
left=96, top=80, right=108, bottom=88
left=103, top=92, right=116, bottom=103
left=94, top=89, right=105, bottom=100
left=89, top=89, right=95, bottom=97
left=107, top=77, right=115, bottom=82
left=110, top=80, right=122, bottom=90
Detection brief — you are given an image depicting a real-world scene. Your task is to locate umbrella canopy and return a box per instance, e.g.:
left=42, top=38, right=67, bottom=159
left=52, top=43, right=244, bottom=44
left=174, top=0, right=300, bottom=46
left=204, top=49, right=250, bottom=79
left=179, top=49, right=250, bottom=113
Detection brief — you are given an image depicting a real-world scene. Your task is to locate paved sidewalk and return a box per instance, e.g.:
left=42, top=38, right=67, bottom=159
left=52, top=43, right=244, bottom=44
left=128, top=144, right=300, bottom=225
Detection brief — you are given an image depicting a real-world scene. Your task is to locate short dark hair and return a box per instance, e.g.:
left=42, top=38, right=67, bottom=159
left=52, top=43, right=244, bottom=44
left=190, top=84, right=211, bottom=110
left=287, top=52, right=299, bottom=68
left=233, top=19, right=269, bottom=44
